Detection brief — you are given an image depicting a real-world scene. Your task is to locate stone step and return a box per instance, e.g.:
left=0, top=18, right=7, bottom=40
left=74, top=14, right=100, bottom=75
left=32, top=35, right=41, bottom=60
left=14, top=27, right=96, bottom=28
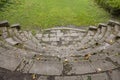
left=76, top=29, right=96, bottom=49
left=99, top=25, right=112, bottom=42
left=38, top=76, right=48, bottom=80
left=5, top=37, right=20, bottom=46
left=108, top=20, right=120, bottom=35
left=107, top=69, right=120, bottom=80
left=40, top=27, right=87, bottom=46
left=44, top=27, right=87, bottom=32
left=3, top=71, right=33, bottom=80
left=82, top=73, right=109, bottom=80
left=0, top=40, right=16, bottom=50
left=67, top=60, right=96, bottom=75
left=76, top=41, right=117, bottom=56
left=88, top=26, right=97, bottom=31
left=29, top=61, right=63, bottom=75
left=55, top=76, right=82, bottom=80
left=0, top=54, right=22, bottom=71
left=97, top=25, right=107, bottom=40
left=80, top=30, right=95, bottom=44
left=0, top=20, right=9, bottom=27
left=0, top=27, right=9, bottom=39
left=106, top=55, right=120, bottom=66
left=0, top=46, right=7, bottom=53
left=13, top=30, right=28, bottom=42
left=76, top=24, right=107, bottom=50
left=11, top=24, right=21, bottom=31
left=91, top=59, right=117, bottom=72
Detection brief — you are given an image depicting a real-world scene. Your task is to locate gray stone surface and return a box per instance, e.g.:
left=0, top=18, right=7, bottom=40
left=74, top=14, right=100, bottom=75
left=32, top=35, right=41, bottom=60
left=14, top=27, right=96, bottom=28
left=29, top=61, right=63, bottom=75
left=91, top=60, right=117, bottom=72
left=108, top=69, right=120, bottom=80
left=38, top=76, right=48, bottom=80
left=82, top=73, right=109, bottom=80
left=68, top=61, right=96, bottom=75
left=0, top=54, right=21, bottom=71
left=55, top=76, right=83, bottom=80
left=107, top=55, right=120, bottom=65
left=5, top=38, right=19, bottom=45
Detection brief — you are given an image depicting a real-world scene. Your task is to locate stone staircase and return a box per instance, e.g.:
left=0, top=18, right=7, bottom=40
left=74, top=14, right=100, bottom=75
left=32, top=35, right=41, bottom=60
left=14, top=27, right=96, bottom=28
left=0, top=20, right=120, bottom=80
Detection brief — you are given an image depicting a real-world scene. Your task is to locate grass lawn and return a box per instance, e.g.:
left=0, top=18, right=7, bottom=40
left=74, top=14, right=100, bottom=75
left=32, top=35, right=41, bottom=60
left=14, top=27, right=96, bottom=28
left=0, top=0, right=112, bottom=30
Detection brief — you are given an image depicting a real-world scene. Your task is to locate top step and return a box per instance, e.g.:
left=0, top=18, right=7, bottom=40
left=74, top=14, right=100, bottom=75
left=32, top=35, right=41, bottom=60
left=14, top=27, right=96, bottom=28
left=108, top=20, right=120, bottom=26
left=0, top=20, right=10, bottom=27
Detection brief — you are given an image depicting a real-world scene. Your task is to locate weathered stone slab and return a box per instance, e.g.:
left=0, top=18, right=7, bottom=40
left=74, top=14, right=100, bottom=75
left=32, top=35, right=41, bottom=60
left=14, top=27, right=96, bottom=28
left=82, top=73, right=109, bottom=80
left=35, top=33, right=42, bottom=40
left=42, top=37, right=50, bottom=42
left=56, top=32, right=63, bottom=37
left=3, top=72, right=32, bottom=80
left=89, top=54, right=107, bottom=61
left=89, top=26, right=97, bottom=31
left=38, top=76, right=48, bottom=80
left=108, top=20, right=120, bottom=26
left=11, top=24, right=21, bottom=30
left=23, top=44, right=42, bottom=53
left=49, top=37, right=59, bottom=42
left=0, top=54, right=21, bottom=71
left=64, top=37, right=73, bottom=41
left=29, top=61, right=63, bottom=75
left=51, top=42, right=58, bottom=46
left=98, top=23, right=107, bottom=28
left=70, top=33, right=79, bottom=36
left=108, top=69, right=120, bottom=80
left=50, top=34, right=56, bottom=37
left=20, top=32, right=28, bottom=41
left=114, top=25, right=120, bottom=33
left=0, top=41, right=16, bottom=50
left=93, top=27, right=101, bottom=40
left=0, top=20, right=9, bottom=27
left=2, top=32, right=8, bottom=38
left=12, top=36, right=22, bottom=43
left=0, top=47, right=6, bottom=53
left=91, top=60, right=117, bottom=72
left=107, top=55, right=120, bottom=65
left=1, top=49, right=19, bottom=58
left=43, top=34, right=49, bottom=37
left=1, top=48, right=36, bottom=59
left=68, top=61, right=96, bottom=75
left=97, top=26, right=107, bottom=40
left=15, top=32, right=28, bottom=42
left=55, top=76, right=83, bottom=80
left=5, top=38, right=19, bottom=45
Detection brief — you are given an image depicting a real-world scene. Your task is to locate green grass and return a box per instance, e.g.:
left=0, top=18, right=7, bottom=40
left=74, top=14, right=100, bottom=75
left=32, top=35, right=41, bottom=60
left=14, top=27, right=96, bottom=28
left=0, top=0, right=113, bottom=30
left=95, top=0, right=120, bottom=16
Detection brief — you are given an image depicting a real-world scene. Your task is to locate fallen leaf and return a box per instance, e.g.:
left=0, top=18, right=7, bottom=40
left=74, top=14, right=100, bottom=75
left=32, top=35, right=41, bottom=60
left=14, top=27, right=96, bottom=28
left=32, top=74, right=36, bottom=79
left=64, top=59, right=68, bottom=62
left=84, top=54, right=91, bottom=60
left=97, top=68, right=102, bottom=72
left=110, top=40, right=113, bottom=43
left=36, top=57, right=40, bottom=60
left=39, top=54, right=43, bottom=56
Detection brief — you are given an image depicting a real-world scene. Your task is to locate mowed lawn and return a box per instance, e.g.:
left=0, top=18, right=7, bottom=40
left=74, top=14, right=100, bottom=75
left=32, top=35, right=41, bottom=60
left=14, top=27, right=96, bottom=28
left=0, top=0, right=111, bottom=29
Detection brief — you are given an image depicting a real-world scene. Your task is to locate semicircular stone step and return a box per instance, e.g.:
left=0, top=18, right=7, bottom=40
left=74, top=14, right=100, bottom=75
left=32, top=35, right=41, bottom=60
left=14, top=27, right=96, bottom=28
left=0, top=20, right=120, bottom=80
left=39, top=27, right=87, bottom=46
